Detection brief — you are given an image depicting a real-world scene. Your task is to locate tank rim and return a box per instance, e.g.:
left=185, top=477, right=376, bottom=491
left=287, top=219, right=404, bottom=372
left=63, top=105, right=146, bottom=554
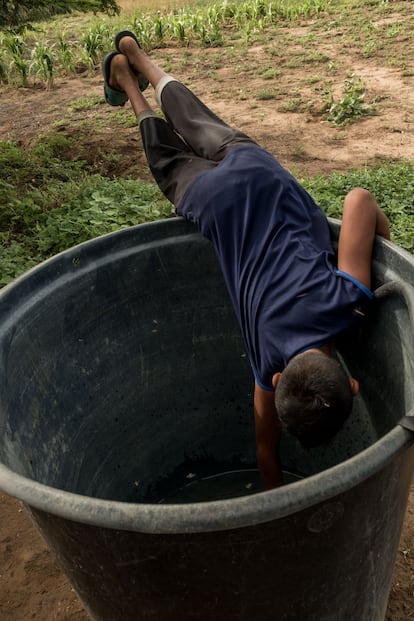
left=0, top=425, right=411, bottom=533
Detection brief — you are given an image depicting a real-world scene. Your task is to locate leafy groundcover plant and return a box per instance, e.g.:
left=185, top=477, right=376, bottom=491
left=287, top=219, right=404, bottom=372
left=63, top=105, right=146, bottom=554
left=1, top=138, right=413, bottom=289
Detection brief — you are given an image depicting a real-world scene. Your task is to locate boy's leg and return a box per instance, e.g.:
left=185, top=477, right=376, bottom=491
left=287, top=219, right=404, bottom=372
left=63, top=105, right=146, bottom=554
left=139, top=116, right=217, bottom=206
left=157, top=80, right=257, bottom=161
left=117, top=35, right=256, bottom=161
left=107, top=53, right=216, bottom=206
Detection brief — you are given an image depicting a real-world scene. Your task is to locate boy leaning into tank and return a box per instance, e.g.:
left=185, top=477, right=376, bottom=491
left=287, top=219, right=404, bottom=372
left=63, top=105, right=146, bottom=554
left=101, top=31, right=391, bottom=488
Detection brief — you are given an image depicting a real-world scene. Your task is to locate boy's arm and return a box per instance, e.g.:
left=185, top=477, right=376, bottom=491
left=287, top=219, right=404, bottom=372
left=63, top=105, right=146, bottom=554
left=254, top=382, right=283, bottom=489
left=337, top=188, right=390, bottom=288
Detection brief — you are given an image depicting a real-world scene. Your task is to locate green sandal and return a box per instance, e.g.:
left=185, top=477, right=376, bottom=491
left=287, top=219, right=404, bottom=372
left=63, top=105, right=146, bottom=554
left=102, top=52, right=129, bottom=107
left=114, top=30, right=149, bottom=93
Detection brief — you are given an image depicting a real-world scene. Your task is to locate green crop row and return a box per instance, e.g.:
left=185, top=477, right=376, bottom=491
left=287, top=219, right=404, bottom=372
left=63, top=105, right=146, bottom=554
left=0, top=0, right=327, bottom=87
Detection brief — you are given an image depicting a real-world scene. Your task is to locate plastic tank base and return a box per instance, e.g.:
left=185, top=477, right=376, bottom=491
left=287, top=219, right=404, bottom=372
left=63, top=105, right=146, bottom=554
left=0, top=218, right=414, bottom=621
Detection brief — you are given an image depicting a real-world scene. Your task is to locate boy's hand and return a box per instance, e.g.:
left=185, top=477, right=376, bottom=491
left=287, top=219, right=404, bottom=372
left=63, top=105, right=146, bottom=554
left=254, top=383, right=283, bottom=489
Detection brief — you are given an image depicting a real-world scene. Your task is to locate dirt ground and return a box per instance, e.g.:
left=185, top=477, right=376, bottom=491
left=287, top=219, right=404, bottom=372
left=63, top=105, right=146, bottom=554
left=0, top=12, right=414, bottom=620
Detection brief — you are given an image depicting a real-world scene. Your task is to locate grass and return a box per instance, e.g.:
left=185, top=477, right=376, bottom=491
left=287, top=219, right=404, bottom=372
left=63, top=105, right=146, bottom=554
left=0, top=0, right=413, bottom=287
left=324, top=75, right=377, bottom=126
left=0, top=139, right=174, bottom=288
left=68, top=94, right=104, bottom=110
left=1, top=137, right=413, bottom=289
left=3, top=0, right=410, bottom=88
left=0, top=0, right=332, bottom=86
left=302, top=161, right=414, bottom=253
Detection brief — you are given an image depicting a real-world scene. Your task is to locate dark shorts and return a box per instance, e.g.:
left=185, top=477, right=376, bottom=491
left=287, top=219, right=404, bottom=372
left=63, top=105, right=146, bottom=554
left=139, top=81, right=256, bottom=206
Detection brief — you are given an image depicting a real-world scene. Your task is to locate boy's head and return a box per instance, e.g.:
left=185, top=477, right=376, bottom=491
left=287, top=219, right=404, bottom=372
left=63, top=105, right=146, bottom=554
left=273, top=351, right=359, bottom=449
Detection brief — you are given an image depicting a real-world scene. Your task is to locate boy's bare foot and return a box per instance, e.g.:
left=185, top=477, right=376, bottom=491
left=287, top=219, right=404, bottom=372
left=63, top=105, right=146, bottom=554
left=107, top=52, right=133, bottom=93
left=103, top=51, right=152, bottom=116
left=114, top=32, right=168, bottom=89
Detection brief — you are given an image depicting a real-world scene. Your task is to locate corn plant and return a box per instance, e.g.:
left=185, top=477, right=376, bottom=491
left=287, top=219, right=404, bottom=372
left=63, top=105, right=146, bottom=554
left=57, top=32, right=75, bottom=74
left=0, top=0, right=332, bottom=84
left=0, top=54, right=6, bottom=82
left=131, top=17, right=153, bottom=50
left=82, top=23, right=111, bottom=70
left=3, top=33, right=28, bottom=86
left=243, top=0, right=268, bottom=20
left=234, top=5, right=250, bottom=29
left=243, top=22, right=253, bottom=45
left=201, top=20, right=224, bottom=47
left=172, top=18, right=187, bottom=45
left=301, top=0, right=325, bottom=17
left=29, top=41, right=55, bottom=89
left=197, top=22, right=206, bottom=45
left=207, top=5, right=225, bottom=25
left=153, top=14, right=168, bottom=45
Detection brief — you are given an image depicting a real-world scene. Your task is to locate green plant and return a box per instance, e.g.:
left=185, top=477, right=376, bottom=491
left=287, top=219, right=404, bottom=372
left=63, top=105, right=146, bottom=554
left=69, top=95, right=104, bottom=111
left=0, top=141, right=38, bottom=186
left=325, top=75, right=376, bottom=126
left=0, top=54, right=6, bottom=82
left=37, top=179, right=174, bottom=256
left=293, top=144, right=306, bottom=158
left=82, top=23, right=111, bottom=70
left=0, top=234, right=41, bottom=289
left=0, top=139, right=174, bottom=286
left=32, top=134, right=77, bottom=161
left=29, top=40, right=55, bottom=89
left=256, top=90, right=276, bottom=100
left=1, top=0, right=413, bottom=291
left=280, top=97, right=307, bottom=112
left=261, top=67, right=281, bottom=80
left=303, top=161, right=414, bottom=253
left=153, top=14, right=167, bottom=45
left=131, top=17, right=153, bottom=49
left=3, top=33, right=28, bottom=86
left=172, top=18, right=187, bottom=44
left=57, top=32, right=75, bottom=74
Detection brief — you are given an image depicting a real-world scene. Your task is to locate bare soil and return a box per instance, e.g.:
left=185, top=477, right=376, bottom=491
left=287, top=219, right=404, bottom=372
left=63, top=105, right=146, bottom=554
left=0, top=11, right=414, bottom=620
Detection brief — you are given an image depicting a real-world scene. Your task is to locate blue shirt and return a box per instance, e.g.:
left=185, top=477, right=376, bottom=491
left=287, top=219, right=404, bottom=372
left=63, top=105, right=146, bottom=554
left=178, top=146, right=373, bottom=390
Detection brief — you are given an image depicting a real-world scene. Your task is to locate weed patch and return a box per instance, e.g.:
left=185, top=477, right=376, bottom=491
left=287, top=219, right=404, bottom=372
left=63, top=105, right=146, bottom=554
left=1, top=138, right=413, bottom=288
left=303, top=161, right=414, bottom=252
left=325, top=75, right=377, bottom=126
left=1, top=0, right=413, bottom=288
left=0, top=140, right=173, bottom=287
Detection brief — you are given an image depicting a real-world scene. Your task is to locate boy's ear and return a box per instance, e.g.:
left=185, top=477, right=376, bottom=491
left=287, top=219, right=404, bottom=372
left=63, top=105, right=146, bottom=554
left=350, top=377, right=359, bottom=396
left=272, top=372, right=282, bottom=389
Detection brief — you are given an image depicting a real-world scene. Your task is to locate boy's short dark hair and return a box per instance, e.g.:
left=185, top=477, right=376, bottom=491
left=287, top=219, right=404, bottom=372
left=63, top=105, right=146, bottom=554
left=274, top=352, right=353, bottom=449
